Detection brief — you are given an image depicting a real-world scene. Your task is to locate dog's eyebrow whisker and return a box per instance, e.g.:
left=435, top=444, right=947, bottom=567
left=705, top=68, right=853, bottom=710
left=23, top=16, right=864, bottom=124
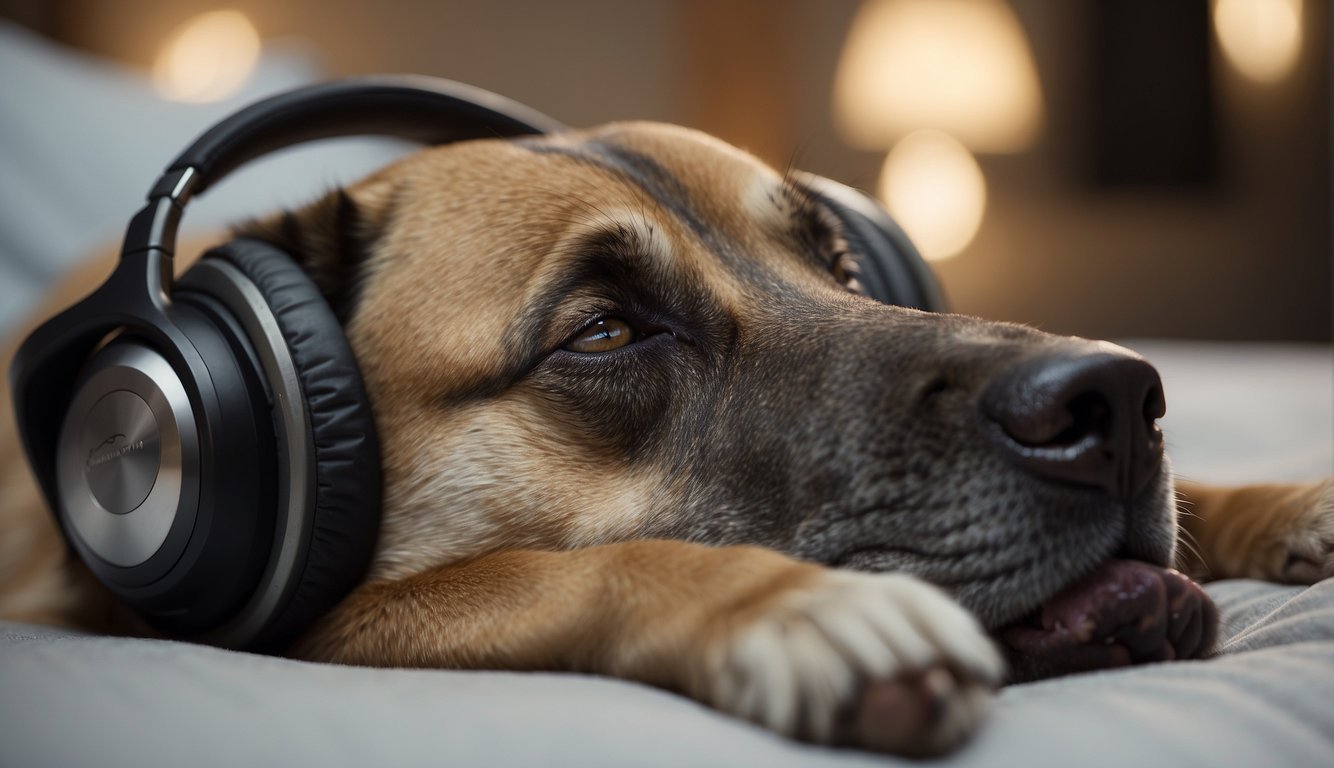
left=632, top=185, right=660, bottom=246
left=779, top=137, right=813, bottom=192
left=524, top=182, right=617, bottom=223
left=529, top=178, right=672, bottom=250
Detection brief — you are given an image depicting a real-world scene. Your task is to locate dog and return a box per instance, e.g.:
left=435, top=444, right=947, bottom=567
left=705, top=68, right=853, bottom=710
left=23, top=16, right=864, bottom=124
left=2, top=121, right=1331, bottom=756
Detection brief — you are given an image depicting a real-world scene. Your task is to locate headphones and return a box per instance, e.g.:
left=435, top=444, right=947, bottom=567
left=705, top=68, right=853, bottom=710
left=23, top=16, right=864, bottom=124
left=9, top=75, right=945, bottom=652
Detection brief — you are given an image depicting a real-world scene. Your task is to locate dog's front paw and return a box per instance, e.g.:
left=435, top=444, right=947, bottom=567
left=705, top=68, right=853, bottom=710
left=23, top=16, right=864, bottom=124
left=1266, top=478, right=1334, bottom=584
left=701, top=571, right=1003, bottom=756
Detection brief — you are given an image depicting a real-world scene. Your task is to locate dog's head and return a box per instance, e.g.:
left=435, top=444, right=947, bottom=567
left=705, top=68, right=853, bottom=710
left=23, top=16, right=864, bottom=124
left=243, top=122, right=1182, bottom=667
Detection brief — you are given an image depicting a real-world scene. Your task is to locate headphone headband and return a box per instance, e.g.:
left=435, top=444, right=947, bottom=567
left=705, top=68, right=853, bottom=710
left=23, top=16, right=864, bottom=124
left=171, top=75, right=566, bottom=192
left=123, top=76, right=567, bottom=260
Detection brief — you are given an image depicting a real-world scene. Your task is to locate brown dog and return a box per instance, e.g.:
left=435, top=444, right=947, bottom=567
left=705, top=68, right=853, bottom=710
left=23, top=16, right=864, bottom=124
left=2, top=122, right=1331, bottom=756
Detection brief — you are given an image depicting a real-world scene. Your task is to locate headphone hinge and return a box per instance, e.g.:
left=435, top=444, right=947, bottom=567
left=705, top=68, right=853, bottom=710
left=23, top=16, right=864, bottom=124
left=122, top=198, right=184, bottom=259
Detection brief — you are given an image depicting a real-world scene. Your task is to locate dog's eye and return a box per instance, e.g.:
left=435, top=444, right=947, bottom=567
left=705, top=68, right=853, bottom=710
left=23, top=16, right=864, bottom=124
left=564, top=317, right=636, bottom=353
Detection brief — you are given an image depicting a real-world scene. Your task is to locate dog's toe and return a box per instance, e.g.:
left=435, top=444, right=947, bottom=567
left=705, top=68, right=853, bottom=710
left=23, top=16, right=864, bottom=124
left=836, top=666, right=992, bottom=757
left=1260, top=478, right=1334, bottom=584
left=1277, top=479, right=1334, bottom=583
left=703, top=571, right=1002, bottom=755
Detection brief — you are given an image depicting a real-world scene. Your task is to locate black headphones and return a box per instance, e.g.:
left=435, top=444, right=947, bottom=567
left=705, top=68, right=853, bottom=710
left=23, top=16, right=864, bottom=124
left=9, top=75, right=945, bottom=652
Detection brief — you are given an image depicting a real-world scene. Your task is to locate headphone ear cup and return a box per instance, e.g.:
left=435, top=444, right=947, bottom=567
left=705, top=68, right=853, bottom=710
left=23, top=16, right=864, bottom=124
left=796, top=173, right=947, bottom=312
left=178, top=238, right=381, bottom=651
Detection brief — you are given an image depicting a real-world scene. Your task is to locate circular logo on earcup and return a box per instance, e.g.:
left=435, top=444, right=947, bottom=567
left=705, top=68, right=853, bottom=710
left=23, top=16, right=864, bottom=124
left=56, top=343, right=194, bottom=570
left=81, top=390, right=162, bottom=514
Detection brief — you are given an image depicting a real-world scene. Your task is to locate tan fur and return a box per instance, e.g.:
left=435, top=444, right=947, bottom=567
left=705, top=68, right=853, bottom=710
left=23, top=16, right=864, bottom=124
left=1, top=122, right=1330, bottom=756
left=370, top=397, right=666, bottom=581
left=1176, top=478, right=1334, bottom=582
left=297, top=539, right=999, bottom=754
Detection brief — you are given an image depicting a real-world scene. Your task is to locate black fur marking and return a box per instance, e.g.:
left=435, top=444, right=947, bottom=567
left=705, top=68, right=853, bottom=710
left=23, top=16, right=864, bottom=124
left=524, top=139, right=854, bottom=296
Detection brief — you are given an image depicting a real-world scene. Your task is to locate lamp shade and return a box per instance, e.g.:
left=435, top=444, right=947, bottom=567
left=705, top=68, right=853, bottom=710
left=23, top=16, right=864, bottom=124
left=153, top=11, right=261, bottom=103
left=1213, top=0, right=1303, bottom=83
left=833, top=0, right=1043, bottom=153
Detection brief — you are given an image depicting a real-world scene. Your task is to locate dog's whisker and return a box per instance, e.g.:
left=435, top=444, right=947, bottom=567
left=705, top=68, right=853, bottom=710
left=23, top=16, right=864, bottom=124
left=1173, top=526, right=1207, bottom=576
left=1178, top=531, right=1204, bottom=564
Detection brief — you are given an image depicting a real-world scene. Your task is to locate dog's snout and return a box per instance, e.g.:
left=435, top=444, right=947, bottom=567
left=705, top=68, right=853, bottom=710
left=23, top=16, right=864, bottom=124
left=980, top=349, right=1165, bottom=500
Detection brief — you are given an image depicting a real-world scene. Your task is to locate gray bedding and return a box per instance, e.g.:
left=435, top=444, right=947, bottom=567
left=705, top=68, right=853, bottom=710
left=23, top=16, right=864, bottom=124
left=2, top=579, right=1332, bottom=768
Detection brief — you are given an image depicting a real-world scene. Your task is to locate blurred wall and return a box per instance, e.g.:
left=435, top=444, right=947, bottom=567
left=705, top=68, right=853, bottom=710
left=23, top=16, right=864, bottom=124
left=8, top=0, right=1332, bottom=341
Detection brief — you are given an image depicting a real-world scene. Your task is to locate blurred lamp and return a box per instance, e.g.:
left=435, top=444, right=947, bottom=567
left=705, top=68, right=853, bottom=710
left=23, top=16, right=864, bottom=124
left=832, top=0, right=1043, bottom=262
left=878, top=131, right=986, bottom=261
left=1212, top=0, right=1303, bottom=83
left=833, top=0, right=1043, bottom=153
left=153, top=10, right=261, bottom=103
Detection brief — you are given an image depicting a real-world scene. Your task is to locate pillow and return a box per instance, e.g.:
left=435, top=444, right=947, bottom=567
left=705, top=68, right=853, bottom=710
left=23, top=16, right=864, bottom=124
left=0, top=20, right=407, bottom=333
left=1, top=578, right=1330, bottom=768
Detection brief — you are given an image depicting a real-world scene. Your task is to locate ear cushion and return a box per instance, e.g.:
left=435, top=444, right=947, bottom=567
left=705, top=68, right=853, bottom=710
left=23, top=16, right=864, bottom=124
left=797, top=174, right=948, bottom=312
left=200, top=237, right=381, bottom=651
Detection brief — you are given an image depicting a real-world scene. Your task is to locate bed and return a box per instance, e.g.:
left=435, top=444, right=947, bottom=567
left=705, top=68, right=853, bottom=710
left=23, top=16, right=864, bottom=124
left=2, top=21, right=1332, bottom=768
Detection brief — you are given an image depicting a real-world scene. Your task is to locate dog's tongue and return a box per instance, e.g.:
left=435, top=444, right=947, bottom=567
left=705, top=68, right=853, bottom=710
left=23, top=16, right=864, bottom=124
left=1001, top=560, right=1218, bottom=681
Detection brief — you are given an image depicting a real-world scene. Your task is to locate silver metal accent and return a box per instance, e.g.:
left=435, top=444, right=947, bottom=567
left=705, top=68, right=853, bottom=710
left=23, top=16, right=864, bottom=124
left=167, top=167, right=198, bottom=203
left=178, top=259, right=314, bottom=648
left=57, top=345, right=197, bottom=568
left=81, top=391, right=161, bottom=514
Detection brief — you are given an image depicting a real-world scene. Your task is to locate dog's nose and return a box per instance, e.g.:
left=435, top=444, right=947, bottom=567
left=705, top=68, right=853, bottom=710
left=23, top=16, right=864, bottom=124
left=980, top=348, right=1165, bottom=500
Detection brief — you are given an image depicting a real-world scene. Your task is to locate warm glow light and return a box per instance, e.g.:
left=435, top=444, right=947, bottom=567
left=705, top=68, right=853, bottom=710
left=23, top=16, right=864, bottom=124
left=878, top=131, right=986, bottom=261
left=1213, top=0, right=1303, bottom=83
left=834, top=0, right=1043, bottom=153
left=152, top=10, right=261, bottom=103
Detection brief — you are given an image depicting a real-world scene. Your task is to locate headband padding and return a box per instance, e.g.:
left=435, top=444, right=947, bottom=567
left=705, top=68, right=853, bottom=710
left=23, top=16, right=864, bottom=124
left=203, top=238, right=382, bottom=651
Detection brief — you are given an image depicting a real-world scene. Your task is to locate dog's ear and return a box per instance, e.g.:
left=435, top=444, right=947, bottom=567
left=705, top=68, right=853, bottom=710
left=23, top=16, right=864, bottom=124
left=231, top=182, right=392, bottom=324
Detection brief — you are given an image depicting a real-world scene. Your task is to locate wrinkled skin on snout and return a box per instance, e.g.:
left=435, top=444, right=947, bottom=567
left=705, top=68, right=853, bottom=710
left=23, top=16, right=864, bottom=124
left=606, top=298, right=1181, bottom=634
